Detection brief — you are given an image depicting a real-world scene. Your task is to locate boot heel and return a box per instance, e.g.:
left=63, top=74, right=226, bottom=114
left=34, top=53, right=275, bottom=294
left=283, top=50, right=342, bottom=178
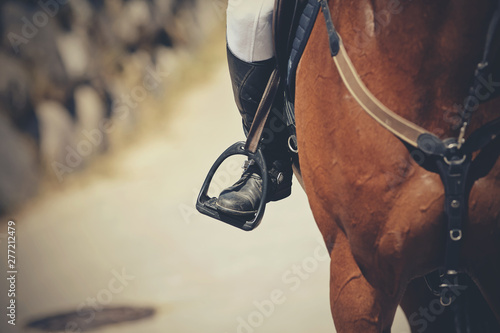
left=269, top=186, right=292, bottom=202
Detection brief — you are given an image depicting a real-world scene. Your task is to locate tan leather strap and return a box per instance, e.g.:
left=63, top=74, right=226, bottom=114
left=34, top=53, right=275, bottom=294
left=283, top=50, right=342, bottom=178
left=333, top=38, right=432, bottom=148
left=245, top=68, right=281, bottom=153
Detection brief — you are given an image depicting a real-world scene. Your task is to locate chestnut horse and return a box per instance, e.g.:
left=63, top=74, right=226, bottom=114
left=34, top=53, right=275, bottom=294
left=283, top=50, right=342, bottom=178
left=295, top=1, right=500, bottom=332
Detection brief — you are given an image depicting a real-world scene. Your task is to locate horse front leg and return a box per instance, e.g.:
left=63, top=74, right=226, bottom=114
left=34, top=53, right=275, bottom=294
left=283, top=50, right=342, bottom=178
left=328, top=230, right=400, bottom=333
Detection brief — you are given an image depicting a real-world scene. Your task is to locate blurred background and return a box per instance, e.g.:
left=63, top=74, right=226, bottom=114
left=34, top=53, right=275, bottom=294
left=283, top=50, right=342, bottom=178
left=0, top=1, right=410, bottom=332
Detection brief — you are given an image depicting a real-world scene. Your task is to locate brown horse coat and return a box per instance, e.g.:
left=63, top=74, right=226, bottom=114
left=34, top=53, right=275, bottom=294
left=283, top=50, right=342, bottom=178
left=295, top=1, right=500, bottom=332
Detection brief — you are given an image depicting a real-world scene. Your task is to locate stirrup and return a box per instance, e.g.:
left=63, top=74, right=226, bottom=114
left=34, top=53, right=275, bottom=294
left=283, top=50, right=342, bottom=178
left=196, top=141, right=269, bottom=231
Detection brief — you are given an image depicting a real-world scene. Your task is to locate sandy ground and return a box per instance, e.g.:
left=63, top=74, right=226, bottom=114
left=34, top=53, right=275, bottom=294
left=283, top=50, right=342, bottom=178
left=0, top=56, right=411, bottom=332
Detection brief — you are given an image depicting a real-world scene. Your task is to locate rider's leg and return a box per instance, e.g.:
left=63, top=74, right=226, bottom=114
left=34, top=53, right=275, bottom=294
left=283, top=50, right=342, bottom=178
left=216, top=0, right=292, bottom=216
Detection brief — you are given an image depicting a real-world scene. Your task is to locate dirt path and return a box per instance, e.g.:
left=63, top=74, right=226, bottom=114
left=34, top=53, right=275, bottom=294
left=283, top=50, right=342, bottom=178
left=0, top=55, right=410, bottom=333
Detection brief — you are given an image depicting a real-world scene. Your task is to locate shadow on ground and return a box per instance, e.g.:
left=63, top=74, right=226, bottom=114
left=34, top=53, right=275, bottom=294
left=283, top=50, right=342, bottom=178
left=26, top=306, right=156, bottom=332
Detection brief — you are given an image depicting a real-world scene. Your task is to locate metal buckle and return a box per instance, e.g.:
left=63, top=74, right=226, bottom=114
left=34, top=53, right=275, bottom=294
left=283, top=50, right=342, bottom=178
left=443, top=142, right=467, bottom=165
left=439, top=270, right=460, bottom=306
left=450, top=229, right=462, bottom=241
left=444, top=154, right=467, bottom=166
left=440, top=292, right=453, bottom=307
left=288, top=135, right=299, bottom=153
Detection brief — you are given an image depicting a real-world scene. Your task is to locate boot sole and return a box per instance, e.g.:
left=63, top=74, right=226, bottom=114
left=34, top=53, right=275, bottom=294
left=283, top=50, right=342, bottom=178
left=215, top=203, right=258, bottom=217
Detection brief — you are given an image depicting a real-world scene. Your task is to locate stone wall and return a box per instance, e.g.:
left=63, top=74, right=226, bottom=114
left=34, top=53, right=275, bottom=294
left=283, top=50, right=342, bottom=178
left=0, top=0, right=226, bottom=215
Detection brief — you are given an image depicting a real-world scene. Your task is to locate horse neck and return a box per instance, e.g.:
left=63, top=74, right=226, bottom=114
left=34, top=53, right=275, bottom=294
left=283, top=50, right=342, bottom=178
left=334, top=0, right=498, bottom=138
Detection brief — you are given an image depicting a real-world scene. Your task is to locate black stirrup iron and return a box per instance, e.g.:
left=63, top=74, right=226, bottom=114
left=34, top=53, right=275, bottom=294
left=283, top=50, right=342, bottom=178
left=196, top=141, right=269, bottom=231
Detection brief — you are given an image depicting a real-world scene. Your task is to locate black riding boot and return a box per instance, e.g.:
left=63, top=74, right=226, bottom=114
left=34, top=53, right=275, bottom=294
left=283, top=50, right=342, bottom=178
left=215, top=48, right=293, bottom=216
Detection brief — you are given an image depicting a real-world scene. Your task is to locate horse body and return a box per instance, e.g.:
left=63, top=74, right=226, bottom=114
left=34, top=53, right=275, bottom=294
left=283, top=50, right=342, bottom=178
left=295, top=1, right=500, bottom=332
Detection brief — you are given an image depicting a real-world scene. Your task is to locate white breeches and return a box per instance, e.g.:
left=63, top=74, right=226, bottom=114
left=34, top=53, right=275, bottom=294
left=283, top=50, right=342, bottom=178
left=226, top=0, right=275, bottom=63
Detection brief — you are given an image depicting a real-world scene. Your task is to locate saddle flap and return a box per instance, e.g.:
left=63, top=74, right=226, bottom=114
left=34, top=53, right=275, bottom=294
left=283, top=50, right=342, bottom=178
left=273, top=0, right=308, bottom=81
